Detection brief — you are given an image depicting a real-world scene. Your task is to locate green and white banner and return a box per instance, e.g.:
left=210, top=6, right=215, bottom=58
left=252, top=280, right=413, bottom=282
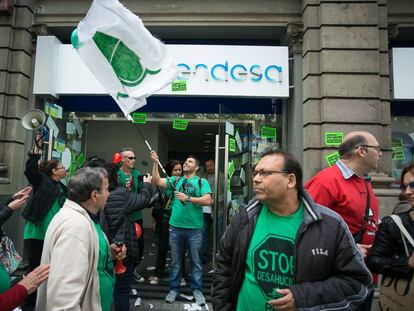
left=72, top=0, right=178, bottom=119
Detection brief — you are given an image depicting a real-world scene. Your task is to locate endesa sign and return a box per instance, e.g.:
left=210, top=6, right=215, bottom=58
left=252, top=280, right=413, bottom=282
left=163, top=45, right=289, bottom=97
left=33, top=38, right=289, bottom=98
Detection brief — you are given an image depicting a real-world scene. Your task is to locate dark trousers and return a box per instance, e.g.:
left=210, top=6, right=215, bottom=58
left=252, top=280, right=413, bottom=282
left=202, top=213, right=212, bottom=264
left=154, top=216, right=170, bottom=278
left=22, top=239, right=44, bottom=311
left=114, top=260, right=135, bottom=311
left=357, top=289, right=374, bottom=311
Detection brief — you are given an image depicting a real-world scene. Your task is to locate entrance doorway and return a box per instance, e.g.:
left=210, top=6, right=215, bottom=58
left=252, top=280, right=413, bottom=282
left=80, top=101, right=282, bottom=267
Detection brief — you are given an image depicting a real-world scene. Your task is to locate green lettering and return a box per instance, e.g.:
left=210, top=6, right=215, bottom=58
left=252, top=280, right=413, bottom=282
left=258, top=249, right=269, bottom=269
left=268, top=250, right=279, bottom=270
left=278, top=253, right=290, bottom=274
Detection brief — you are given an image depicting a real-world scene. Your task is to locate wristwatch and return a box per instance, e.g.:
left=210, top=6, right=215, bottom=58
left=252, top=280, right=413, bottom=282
left=186, top=196, right=191, bottom=203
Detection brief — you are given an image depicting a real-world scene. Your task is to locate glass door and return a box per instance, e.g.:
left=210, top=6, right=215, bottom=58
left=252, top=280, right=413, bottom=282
left=212, top=103, right=282, bottom=268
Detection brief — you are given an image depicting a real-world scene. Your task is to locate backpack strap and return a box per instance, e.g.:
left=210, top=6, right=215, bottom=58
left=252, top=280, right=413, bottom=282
left=390, top=214, right=414, bottom=256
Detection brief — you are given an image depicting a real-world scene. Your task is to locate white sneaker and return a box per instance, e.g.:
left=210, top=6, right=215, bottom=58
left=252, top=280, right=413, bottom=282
left=133, top=271, right=145, bottom=283
left=149, top=276, right=159, bottom=285
left=165, top=290, right=178, bottom=303
left=193, top=289, right=206, bottom=306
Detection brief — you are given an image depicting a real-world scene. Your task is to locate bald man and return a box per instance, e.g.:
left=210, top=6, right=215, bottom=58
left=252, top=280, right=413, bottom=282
left=305, top=131, right=382, bottom=311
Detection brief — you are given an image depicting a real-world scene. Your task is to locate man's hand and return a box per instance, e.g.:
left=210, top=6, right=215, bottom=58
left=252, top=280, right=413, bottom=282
left=150, top=151, right=158, bottom=163
left=174, top=191, right=188, bottom=202
left=357, top=244, right=372, bottom=258
left=143, top=174, right=152, bottom=184
left=19, top=264, right=50, bottom=295
left=267, top=288, right=296, bottom=311
left=110, top=243, right=127, bottom=261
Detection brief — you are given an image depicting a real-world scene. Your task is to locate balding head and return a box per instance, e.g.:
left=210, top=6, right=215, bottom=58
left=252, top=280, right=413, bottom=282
left=338, top=131, right=381, bottom=174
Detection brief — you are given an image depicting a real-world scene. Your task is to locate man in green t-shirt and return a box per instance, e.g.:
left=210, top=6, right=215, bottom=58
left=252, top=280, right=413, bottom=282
left=117, top=147, right=148, bottom=282
left=213, top=148, right=372, bottom=311
left=151, top=151, right=212, bottom=306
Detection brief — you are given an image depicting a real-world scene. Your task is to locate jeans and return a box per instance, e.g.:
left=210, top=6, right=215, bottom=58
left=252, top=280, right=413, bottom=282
left=169, top=226, right=203, bottom=291
left=114, top=260, right=135, bottom=311
left=202, top=213, right=212, bottom=264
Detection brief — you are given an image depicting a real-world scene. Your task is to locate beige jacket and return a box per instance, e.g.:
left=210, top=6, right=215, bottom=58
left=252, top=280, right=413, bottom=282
left=36, top=199, right=104, bottom=311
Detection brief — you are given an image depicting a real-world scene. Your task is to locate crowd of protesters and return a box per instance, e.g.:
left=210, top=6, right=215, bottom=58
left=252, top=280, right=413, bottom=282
left=0, top=130, right=413, bottom=311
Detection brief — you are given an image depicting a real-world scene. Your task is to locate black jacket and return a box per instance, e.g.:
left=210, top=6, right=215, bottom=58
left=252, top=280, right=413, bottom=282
left=22, top=153, right=66, bottom=224
left=367, top=211, right=414, bottom=279
left=102, top=183, right=153, bottom=262
left=213, top=190, right=372, bottom=311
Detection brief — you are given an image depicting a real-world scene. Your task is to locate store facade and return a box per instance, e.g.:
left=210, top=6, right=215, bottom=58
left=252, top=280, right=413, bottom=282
left=1, top=0, right=414, bottom=249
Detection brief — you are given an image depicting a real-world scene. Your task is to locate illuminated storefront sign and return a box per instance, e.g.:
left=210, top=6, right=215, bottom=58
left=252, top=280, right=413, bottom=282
left=34, top=37, right=289, bottom=98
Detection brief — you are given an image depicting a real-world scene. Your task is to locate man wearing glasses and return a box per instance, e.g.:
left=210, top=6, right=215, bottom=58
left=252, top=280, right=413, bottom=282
left=150, top=151, right=212, bottom=306
left=117, top=147, right=147, bottom=282
left=305, top=131, right=382, bottom=311
left=213, top=147, right=371, bottom=311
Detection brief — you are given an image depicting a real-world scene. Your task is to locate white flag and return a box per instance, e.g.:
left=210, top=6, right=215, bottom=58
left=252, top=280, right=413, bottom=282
left=72, top=0, right=178, bottom=119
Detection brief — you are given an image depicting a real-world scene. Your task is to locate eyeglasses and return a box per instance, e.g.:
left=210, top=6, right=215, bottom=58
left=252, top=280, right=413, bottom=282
left=126, top=157, right=136, bottom=160
left=252, top=169, right=288, bottom=178
left=56, top=166, right=66, bottom=170
left=357, top=145, right=382, bottom=152
left=400, top=181, right=414, bottom=192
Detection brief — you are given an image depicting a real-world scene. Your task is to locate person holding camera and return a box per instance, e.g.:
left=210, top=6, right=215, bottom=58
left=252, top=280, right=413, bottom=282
left=102, top=163, right=153, bottom=311
left=117, top=147, right=148, bottom=283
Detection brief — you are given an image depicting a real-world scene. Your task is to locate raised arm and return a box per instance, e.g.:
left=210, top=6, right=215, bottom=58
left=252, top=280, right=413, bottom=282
left=150, top=151, right=167, bottom=188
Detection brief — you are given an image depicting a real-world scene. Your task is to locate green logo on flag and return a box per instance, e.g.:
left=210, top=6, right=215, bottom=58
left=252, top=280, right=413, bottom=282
left=93, top=32, right=161, bottom=87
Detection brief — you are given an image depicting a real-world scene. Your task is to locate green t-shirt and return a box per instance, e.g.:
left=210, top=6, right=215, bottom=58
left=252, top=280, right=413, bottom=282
left=0, top=262, right=11, bottom=294
left=167, top=176, right=212, bottom=229
left=118, top=168, right=143, bottom=221
left=94, top=223, right=115, bottom=311
left=237, top=202, right=304, bottom=311
left=24, top=186, right=66, bottom=240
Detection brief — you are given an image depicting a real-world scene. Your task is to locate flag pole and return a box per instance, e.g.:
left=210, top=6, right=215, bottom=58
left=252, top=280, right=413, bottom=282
left=133, top=125, right=176, bottom=190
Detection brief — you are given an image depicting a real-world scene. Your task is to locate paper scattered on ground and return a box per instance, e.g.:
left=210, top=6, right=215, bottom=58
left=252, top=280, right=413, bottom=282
left=148, top=303, right=153, bottom=309
left=180, top=293, right=194, bottom=301
left=131, top=289, right=137, bottom=295
left=184, top=303, right=202, bottom=311
left=134, top=297, right=141, bottom=306
left=146, top=266, right=155, bottom=270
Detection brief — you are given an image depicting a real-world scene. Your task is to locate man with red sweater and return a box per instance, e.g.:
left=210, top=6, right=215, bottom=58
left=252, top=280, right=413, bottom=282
left=305, top=131, right=382, bottom=311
